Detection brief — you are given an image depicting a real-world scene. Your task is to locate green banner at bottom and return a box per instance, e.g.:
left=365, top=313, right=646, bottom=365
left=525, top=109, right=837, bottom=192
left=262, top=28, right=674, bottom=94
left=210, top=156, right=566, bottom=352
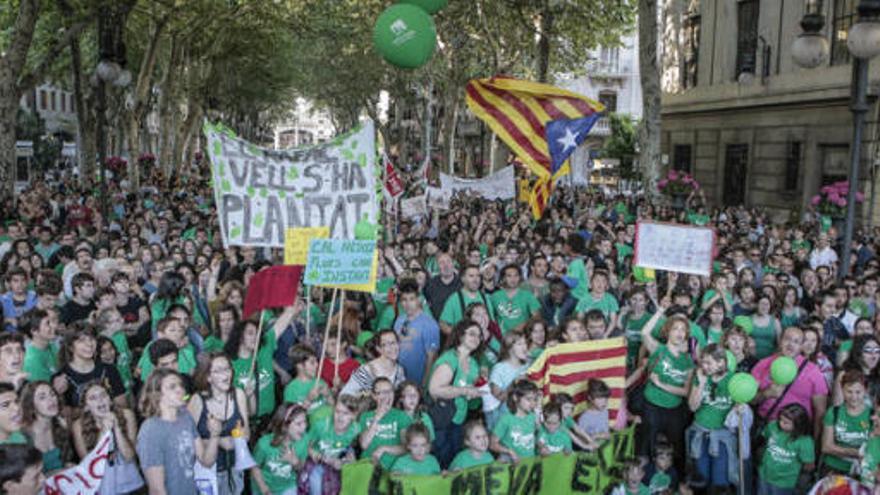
left=341, top=426, right=636, bottom=495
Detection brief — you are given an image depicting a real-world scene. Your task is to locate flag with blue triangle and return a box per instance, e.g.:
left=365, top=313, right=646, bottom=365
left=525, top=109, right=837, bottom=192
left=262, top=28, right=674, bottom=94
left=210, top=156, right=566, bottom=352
left=546, top=114, right=602, bottom=176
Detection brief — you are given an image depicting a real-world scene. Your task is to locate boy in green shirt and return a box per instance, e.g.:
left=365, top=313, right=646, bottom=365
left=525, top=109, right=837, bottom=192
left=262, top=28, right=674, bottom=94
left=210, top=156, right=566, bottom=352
left=490, top=264, right=541, bottom=335
left=136, top=317, right=196, bottom=381
left=537, top=402, right=572, bottom=454
left=389, top=423, right=440, bottom=475
left=283, top=345, right=333, bottom=422
left=20, top=309, right=58, bottom=383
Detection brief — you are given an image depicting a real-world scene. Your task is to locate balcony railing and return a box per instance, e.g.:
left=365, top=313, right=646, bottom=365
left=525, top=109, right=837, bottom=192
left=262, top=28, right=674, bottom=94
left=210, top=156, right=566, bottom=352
left=592, top=116, right=611, bottom=136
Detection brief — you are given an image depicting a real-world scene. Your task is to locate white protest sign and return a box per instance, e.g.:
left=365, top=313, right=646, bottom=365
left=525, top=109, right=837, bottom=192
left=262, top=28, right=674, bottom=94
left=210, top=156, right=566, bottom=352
left=634, top=221, right=715, bottom=276
left=439, top=166, right=516, bottom=200
left=400, top=195, right=428, bottom=219
left=43, top=431, right=112, bottom=495
left=206, top=120, right=377, bottom=247
left=426, top=186, right=451, bottom=210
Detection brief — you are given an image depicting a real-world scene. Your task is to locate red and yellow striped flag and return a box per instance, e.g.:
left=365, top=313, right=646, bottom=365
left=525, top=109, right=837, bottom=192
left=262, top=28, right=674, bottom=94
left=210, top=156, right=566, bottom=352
left=529, top=176, right=552, bottom=219
left=465, top=76, right=604, bottom=179
left=527, top=337, right=627, bottom=419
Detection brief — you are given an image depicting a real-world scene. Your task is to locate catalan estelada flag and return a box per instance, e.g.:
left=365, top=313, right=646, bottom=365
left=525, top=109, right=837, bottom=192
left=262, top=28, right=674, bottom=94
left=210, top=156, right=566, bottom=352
left=465, top=76, right=604, bottom=180
left=529, top=176, right=552, bottom=219
left=527, top=337, right=627, bottom=421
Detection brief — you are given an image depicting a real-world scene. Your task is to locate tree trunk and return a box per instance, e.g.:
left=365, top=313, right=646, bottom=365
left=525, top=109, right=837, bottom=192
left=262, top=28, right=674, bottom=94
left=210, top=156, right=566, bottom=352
left=638, top=0, right=662, bottom=196
left=537, top=2, right=554, bottom=83
left=69, top=35, right=96, bottom=188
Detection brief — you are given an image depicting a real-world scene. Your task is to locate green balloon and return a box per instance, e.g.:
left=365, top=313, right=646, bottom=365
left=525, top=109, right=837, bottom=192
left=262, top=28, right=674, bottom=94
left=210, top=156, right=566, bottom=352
left=398, top=0, right=448, bottom=14
left=726, top=350, right=737, bottom=372
left=733, top=315, right=753, bottom=335
left=373, top=4, right=437, bottom=69
left=770, top=356, right=798, bottom=385
left=727, top=372, right=758, bottom=404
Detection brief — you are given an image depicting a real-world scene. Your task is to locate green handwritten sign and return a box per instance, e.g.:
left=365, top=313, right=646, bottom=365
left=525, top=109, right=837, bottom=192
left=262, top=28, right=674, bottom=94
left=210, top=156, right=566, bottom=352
left=341, top=426, right=635, bottom=495
left=305, top=239, right=377, bottom=286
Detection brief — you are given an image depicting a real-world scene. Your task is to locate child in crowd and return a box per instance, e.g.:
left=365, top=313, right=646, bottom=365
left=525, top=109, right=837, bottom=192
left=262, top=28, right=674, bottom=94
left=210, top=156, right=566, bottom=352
left=490, top=379, right=539, bottom=463
left=251, top=404, right=309, bottom=495
left=301, top=396, right=360, bottom=495
left=390, top=423, right=440, bottom=475
left=577, top=378, right=612, bottom=445
left=538, top=402, right=572, bottom=455
left=397, top=381, right=434, bottom=441
left=284, top=345, right=333, bottom=423
left=642, top=440, right=678, bottom=494
left=611, top=459, right=650, bottom=495
left=756, top=403, right=815, bottom=495
left=449, top=420, right=494, bottom=471
left=486, top=331, right=529, bottom=429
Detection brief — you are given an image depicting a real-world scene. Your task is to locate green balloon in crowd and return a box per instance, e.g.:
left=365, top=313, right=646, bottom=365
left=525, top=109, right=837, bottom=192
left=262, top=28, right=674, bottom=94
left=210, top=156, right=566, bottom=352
left=733, top=315, right=753, bottom=335
left=770, top=355, right=798, bottom=385
left=373, top=4, right=437, bottom=69
left=726, top=350, right=737, bottom=372
left=398, top=0, right=448, bottom=14
left=727, top=372, right=758, bottom=404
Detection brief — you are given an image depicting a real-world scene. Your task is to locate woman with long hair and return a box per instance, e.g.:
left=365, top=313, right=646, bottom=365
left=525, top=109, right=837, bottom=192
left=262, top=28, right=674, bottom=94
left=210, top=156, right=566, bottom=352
left=340, top=329, right=406, bottom=398
left=19, top=381, right=69, bottom=474
left=250, top=404, right=309, bottom=495
left=187, top=353, right=250, bottom=495
left=56, top=326, right=126, bottom=410
left=72, top=382, right=141, bottom=494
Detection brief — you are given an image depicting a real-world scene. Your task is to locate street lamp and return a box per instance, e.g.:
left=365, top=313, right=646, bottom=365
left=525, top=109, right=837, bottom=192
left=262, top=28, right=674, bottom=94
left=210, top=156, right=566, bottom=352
left=793, top=0, right=880, bottom=278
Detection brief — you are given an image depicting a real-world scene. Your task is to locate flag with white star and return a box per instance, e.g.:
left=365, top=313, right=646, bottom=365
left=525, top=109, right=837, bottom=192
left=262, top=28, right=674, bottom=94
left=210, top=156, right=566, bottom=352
left=546, top=115, right=601, bottom=176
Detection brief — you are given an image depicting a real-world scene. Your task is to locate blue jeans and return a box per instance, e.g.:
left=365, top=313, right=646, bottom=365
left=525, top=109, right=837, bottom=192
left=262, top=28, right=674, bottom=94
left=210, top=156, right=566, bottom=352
left=433, top=422, right=463, bottom=469
left=756, top=478, right=795, bottom=495
left=308, top=464, right=325, bottom=495
left=694, top=435, right=730, bottom=487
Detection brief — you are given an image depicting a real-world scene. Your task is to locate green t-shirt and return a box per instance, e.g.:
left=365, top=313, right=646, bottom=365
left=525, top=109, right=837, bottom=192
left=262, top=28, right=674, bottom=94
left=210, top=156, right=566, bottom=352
left=648, top=472, right=671, bottom=493
left=406, top=411, right=435, bottom=441
left=701, top=290, right=733, bottom=312
left=449, top=449, right=494, bottom=471
left=233, top=329, right=277, bottom=418
left=358, top=408, right=412, bottom=468
left=492, top=412, right=537, bottom=458
left=644, top=345, right=694, bottom=409
left=308, top=415, right=361, bottom=458
left=615, top=243, right=633, bottom=265
left=109, top=331, right=133, bottom=390
left=693, top=373, right=734, bottom=429
left=622, top=312, right=652, bottom=370
left=283, top=377, right=330, bottom=422
left=138, top=342, right=197, bottom=381
left=440, top=290, right=496, bottom=327
left=575, top=292, right=619, bottom=318
left=203, top=335, right=225, bottom=354
left=390, top=454, right=441, bottom=475
left=490, top=289, right=540, bottom=334
left=823, top=405, right=872, bottom=473
left=758, top=422, right=815, bottom=488
left=860, top=436, right=880, bottom=488
left=567, top=258, right=590, bottom=302
left=538, top=425, right=572, bottom=454
left=0, top=431, right=27, bottom=445
left=23, top=341, right=58, bottom=383
left=430, top=350, right=478, bottom=425
left=250, top=432, right=309, bottom=495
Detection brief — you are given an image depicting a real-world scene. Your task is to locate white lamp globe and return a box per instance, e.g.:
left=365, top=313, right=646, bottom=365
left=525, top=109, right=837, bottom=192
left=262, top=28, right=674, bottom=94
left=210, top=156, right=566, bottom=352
left=792, top=33, right=830, bottom=68
left=848, top=20, right=880, bottom=59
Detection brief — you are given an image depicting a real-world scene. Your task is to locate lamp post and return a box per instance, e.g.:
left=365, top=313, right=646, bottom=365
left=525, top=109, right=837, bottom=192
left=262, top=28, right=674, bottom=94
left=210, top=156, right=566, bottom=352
left=793, top=0, right=880, bottom=278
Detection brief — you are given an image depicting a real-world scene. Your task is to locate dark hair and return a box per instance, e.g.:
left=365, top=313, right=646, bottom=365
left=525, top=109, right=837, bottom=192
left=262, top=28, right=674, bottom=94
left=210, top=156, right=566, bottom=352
left=0, top=444, right=42, bottom=486
left=96, top=335, right=117, bottom=364
left=149, top=338, right=179, bottom=366
left=156, top=271, right=186, bottom=300
left=585, top=378, right=611, bottom=402
left=289, top=345, right=316, bottom=374
left=224, top=318, right=258, bottom=358
left=395, top=380, right=423, bottom=413
left=18, top=309, right=50, bottom=339
left=506, top=379, right=539, bottom=412
left=192, top=353, right=232, bottom=393
left=404, top=421, right=431, bottom=445
left=58, top=327, right=97, bottom=369
left=843, top=335, right=880, bottom=382
left=19, top=381, right=71, bottom=463
left=71, top=272, right=95, bottom=293
left=543, top=401, right=563, bottom=421
left=398, top=278, right=420, bottom=296
left=4, top=267, right=26, bottom=282
left=584, top=309, right=606, bottom=325
left=500, top=263, right=522, bottom=281
left=778, top=403, right=812, bottom=439
left=447, top=319, right=482, bottom=353
left=266, top=404, right=308, bottom=447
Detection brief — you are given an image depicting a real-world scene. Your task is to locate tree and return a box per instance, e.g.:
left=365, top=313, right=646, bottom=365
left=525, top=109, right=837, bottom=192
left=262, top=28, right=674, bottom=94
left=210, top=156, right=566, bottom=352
left=601, top=113, right=639, bottom=180
left=638, top=0, right=662, bottom=195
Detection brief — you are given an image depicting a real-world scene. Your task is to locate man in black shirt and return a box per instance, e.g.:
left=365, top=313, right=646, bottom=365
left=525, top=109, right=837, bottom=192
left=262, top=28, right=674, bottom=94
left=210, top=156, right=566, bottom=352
left=60, top=273, right=96, bottom=326
left=423, top=252, right=461, bottom=321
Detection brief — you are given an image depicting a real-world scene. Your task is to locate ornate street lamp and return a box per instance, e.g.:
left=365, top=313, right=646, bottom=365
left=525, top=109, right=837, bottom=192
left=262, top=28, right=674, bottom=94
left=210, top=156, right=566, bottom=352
left=793, top=0, right=880, bottom=278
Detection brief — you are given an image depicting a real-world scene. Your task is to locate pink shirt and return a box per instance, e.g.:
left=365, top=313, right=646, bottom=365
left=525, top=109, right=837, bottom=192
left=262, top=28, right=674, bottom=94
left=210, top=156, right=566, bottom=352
left=752, top=354, right=829, bottom=419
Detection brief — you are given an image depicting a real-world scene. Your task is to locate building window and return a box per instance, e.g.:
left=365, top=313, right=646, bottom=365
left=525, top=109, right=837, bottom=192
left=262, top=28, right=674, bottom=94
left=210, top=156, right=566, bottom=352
left=61, top=93, right=66, bottom=112
left=599, top=47, right=620, bottom=73
left=50, top=92, right=56, bottom=111
left=832, top=0, right=857, bottom=65
left=39, top=90, right=47, bottom=110
left=785, top=141, right=802, bottom=191
left=598, top=90, right=617, bottom=113
left=673, top=144, right=693, bottom=174
left=683, top=13, right=700, bottom=89
left=736, top=0, right=760, bottom=78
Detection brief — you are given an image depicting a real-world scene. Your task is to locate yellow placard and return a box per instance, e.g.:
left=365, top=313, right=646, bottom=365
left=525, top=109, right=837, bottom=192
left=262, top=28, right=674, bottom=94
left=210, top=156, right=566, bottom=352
left=327, top=250, right=379, bottom=293
left=284, top=227, right=330, bottom=265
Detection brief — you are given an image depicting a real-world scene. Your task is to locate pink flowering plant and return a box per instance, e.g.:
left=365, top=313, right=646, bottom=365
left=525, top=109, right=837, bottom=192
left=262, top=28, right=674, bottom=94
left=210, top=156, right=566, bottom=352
left=105, top=156, right=127, bottom=174
left=811, top=181, right=864, bottom=217
left=657, top=169, right=700, bottom=196
left=137, top=153, right=156, bottom=167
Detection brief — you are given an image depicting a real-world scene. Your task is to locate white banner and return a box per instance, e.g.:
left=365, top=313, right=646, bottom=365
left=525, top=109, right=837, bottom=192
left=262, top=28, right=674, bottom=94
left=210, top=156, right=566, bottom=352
left=43, top=431, right=112, bottom=495
left=400, top=195, right=428, bottom=219
left=206, top=120, right=377, bottom=247
left=439, top=166, right=516, bottom=200
left=425, top=186, right=451, bottom=210
left=634, top=221, right=715, bottom=276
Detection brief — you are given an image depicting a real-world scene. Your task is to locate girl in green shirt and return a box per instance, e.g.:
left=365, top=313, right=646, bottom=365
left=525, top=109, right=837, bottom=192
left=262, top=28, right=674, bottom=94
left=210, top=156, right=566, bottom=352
left=449, top=420, right=494, bottom=471
left=251, top=404, right=309, bottom=495
left=822, top=370, right=872, bottom=475
left=397, top=381, right=434, bottom=442
left=490, top=379, right=540, bottom=463
left=686, top=344, right=734, bottom=490
left=750, top=295, right=782, bottom=361
left=304, top=396, right=361, bottom=495
left=390, top=423, right=441, bottom=475
left=757, top=403, right=815, bottom=493
left=203, top=304, right=238, bottom=354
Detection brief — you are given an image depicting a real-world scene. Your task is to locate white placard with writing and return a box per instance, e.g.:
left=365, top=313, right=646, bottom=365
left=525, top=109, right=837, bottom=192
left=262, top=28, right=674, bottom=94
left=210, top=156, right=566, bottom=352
left=400, top=195, right=428, bottom=219
left=634, top=221, right=715, bottom=276
left=439, top=166, right=516, bottom=200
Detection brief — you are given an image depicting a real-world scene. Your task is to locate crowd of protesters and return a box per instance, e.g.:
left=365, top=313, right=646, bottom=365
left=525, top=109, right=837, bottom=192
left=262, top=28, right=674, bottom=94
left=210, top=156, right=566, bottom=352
left=0, top=168, right=879, bottom=495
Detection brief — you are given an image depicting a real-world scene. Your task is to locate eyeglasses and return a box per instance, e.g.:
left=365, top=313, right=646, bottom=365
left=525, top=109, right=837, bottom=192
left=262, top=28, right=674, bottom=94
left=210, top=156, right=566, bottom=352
left=864, top=347, right=880, bottom=355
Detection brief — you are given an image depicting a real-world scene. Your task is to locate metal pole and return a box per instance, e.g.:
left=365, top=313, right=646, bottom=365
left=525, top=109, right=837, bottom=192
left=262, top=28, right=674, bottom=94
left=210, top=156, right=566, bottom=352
left=841, top=56, right=869, bottom=279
